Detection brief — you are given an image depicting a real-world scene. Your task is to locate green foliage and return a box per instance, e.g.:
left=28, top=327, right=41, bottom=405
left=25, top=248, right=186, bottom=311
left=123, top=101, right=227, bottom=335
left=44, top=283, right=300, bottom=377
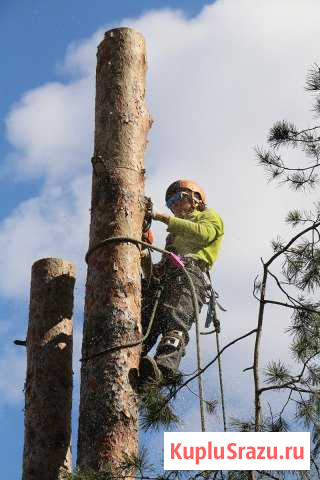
left=231, top=413, right=290, bottom=436
left=61, top=450, right=156, bottom=480
left=288, top=304, right=320, bottom=360
left=282, top=237, right=320, bottom=292
left=119, top=448, right=153, bottom=477
left=139, top=380, right=180, bottom=431
left=225, top=472, right=251, bottom=480
left=264, top=360, right=291, bottom=385
left=229, top=417, right=255, bottom=432
left=306, top=363, right=320, bottom=385
left=61, top=468, right=113, bottom=480
left=265, top=415, right=289, bottom=433
left=295, top=395, right=320, bottom=427
left=256, top=147, right=284, bottom=183
left=305, top=64, right=320, bottom=92
left=205, top=399, right=218, bottom=415
left=271, top=237, right=285, bottom=253
left=256, top=65, right=320, bottom=190
left=285, top=209, right=303, bottom=227
left=268, top=120, right=296, bottom=148
left=312, top=422, right=320, bottom=456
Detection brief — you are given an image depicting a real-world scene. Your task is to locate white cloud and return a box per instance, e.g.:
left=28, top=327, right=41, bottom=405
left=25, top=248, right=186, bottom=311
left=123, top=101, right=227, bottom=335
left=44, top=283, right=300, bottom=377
left=1, top=0, right=320, bottom=419
left=5, top=79, right=95, bottom=181
left=0, top=175, right=90, bottom=299
left=59, top=29, right=104, bottom=78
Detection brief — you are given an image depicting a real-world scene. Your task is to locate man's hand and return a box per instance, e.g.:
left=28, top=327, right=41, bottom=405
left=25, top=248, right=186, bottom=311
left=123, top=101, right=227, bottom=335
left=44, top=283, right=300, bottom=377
left=152, top=211, right=170, bottom=225
left=143, top=196, right=153, bottom=232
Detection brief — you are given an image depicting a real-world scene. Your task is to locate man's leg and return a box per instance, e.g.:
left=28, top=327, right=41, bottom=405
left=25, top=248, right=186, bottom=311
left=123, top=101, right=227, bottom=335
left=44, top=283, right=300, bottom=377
left=154, top=263, right=207, bottom=379
left=154, top=329, right=186, bottom=379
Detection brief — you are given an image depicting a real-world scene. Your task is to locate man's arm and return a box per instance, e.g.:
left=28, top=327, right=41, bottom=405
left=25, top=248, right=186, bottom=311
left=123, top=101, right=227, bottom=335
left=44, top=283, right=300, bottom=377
left=167, top=210, right=223, bottom=246
left=152, top=212, right=170, bottom=225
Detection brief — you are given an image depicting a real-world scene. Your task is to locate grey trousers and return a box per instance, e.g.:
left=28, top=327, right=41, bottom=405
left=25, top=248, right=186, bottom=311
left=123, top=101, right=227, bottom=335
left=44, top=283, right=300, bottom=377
left=141, top=260, right=208, bottom=376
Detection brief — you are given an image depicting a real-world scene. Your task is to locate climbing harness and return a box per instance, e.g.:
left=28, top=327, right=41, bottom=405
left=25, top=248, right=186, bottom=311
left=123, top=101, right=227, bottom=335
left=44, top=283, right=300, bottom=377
left=84, top=235, right=226, bottom=433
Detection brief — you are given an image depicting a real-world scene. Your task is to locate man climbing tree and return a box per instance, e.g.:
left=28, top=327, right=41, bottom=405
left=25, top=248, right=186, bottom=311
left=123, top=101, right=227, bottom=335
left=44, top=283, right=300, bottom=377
left=139, top=179, right=224, bottom=385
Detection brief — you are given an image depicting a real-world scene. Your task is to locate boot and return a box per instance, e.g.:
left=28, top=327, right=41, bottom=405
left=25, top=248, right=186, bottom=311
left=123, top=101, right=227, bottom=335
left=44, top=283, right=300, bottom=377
left=139, top=355, right=163, bottom=386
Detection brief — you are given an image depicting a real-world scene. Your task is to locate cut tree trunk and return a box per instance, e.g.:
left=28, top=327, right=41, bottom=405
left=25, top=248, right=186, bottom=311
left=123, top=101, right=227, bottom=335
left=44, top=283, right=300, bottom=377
left=77, top=27, right=152, bottom=474
left=22, top=258, right=75, bottom=480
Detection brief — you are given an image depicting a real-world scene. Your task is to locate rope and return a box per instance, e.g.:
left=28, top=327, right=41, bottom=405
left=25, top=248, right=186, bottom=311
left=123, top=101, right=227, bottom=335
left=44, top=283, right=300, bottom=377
left=182, top=266, right=206, bottom=432
left=85, top=235, right=207, bottom=432
left=215, top=331, right=227, bottom=432
left=81, top=282, right=163, bottom=362
left=85, top=236, right=172, bottom=263
left=202, top=271, right=228, bottom=432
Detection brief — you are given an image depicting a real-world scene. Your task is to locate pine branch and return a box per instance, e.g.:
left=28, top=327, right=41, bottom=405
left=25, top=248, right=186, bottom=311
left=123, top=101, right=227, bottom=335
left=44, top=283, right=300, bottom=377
left=259, top=353, right=319, bottom=395
left=156, top=329, right=257, bottom=415
left=256, top=471, right=281, bottom=480
left=263, top=298, right=320, bottom=313
left=265, top=220, right=320, bottom=267
left=139, top=381, right=180, bottom=432
left=306, top=64, right=320, bottom=91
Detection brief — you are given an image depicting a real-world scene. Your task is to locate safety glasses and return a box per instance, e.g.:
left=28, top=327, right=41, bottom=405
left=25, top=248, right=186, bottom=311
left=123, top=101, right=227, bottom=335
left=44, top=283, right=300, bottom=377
left=166, top=191, right=190, bottom=209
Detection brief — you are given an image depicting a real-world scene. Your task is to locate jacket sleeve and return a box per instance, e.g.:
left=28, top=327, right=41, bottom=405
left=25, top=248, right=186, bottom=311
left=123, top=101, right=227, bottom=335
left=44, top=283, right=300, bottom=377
left=167, top=209, right=223, bottom=246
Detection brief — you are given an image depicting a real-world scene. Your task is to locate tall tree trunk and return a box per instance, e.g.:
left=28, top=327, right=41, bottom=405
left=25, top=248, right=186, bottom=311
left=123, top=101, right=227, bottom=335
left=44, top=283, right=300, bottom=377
left=77, top=28, right=152, bottom=474
left=22, top=258, right=75, bottom=480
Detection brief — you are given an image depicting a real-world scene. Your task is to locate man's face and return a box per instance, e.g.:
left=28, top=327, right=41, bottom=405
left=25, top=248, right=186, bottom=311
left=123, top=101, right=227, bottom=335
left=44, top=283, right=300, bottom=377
left=170, top=192, right=194, bottom=218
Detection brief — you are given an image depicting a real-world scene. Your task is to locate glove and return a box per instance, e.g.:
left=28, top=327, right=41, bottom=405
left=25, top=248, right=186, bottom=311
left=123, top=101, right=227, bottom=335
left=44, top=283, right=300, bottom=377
left=143, top=196, right=153, bottom=232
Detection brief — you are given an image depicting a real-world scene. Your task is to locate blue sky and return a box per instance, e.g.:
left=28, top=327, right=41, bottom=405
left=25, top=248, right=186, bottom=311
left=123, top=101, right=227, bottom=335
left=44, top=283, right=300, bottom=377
left=0, top=2, right=212, bottom=478
left=0, top=0, right=210, bottom=219
left=1, top=0, right=320, bottom=478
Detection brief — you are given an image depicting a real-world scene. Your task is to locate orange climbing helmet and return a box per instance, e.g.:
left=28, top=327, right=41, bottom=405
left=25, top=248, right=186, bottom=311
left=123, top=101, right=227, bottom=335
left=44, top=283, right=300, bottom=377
left=165, top=179, right=206, bottom=210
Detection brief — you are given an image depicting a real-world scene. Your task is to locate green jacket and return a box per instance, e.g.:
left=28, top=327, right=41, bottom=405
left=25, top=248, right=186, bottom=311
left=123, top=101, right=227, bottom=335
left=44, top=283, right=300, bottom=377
left=166, top=208, right=224, bottom=269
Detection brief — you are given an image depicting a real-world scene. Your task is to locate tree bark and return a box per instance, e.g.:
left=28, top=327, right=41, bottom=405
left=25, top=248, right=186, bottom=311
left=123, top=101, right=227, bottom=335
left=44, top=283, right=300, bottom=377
left=22, top=258, right=75, bottom=480
left=77, top=28, right=152, bottom=474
